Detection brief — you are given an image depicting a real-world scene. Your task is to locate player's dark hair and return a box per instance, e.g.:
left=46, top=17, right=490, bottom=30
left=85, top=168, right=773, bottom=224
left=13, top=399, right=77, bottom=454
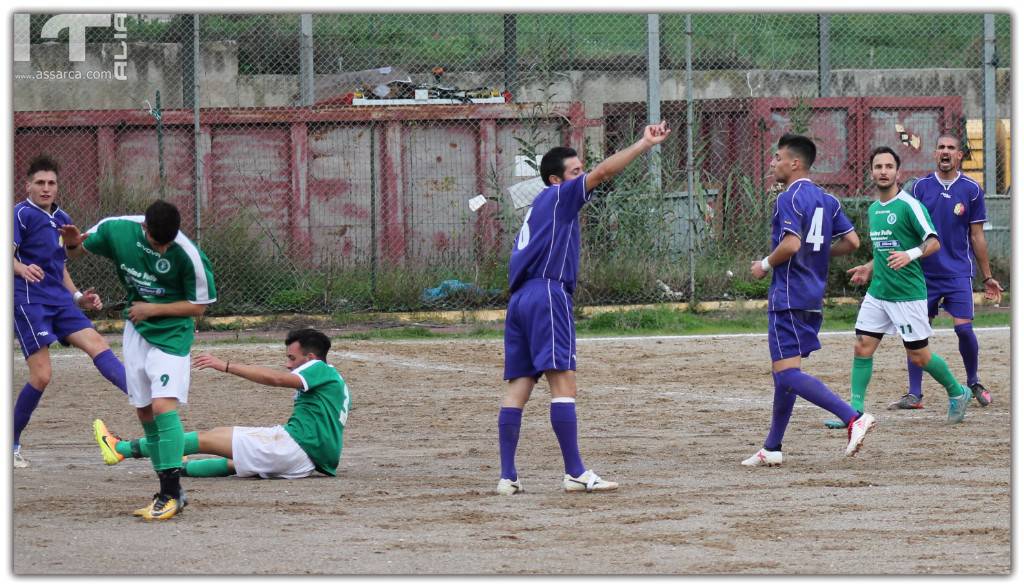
left=936, top=133, right=962, bottom=148
left=778, top=133, right=817, bottom=169
left=870, top=146, right=901, bottom=170
left=286, top=328, right=331, bottom=360
left=144, top=200, right=181, bottom=245
left=539, top=146, right=578, bottom=186
left=27, top=155, right=59, bottom=178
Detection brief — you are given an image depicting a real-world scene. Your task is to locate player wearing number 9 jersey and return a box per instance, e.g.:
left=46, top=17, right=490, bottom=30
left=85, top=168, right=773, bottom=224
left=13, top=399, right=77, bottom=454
left=742, top=133, right=876, bottom=468
left=496, top=121, right=670, bottom=495
left=63, top=200, right=216, bottom=520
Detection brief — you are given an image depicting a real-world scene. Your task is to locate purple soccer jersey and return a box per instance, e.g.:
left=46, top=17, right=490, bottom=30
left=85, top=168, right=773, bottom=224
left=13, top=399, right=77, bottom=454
left=767, top=178, right=854, bottom=312
left=13, top=199, right=75, bottom=306
left=508, top=173, right=592, bottom=295
left=911, top=172, right=987, bottom=279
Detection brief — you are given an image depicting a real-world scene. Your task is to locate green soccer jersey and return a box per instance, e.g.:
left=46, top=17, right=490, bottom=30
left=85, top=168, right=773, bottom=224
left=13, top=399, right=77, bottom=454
left=866, top=191, right=937, bottom=302
left=83, top=216, right=216, bottom=356
left=285, top=360, right=351, bottom=477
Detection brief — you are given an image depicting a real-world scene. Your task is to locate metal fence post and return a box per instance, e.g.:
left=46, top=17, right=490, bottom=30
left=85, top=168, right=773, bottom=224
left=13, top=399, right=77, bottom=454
left=503, top=14, right=517, bottom=98
left=818, top=14, right=830, bottom=98
left=299, top=14, right=315, bottom=106
left=192, top=14, right=202, bottom=243
left=983, top=14, right=997, bottom=194
left=686, top=14, right=696, bottom=301
left=646, top=14, right=662, bottom=191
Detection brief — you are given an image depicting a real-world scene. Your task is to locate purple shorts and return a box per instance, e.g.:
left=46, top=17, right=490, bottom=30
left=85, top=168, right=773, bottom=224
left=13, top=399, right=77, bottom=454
left=504, top=278, right=576, bottom=381
left=13, top=302, right=94, bottom=358
left=926, top=276, right=975, bottom=320
left=768, top=309, right=823, bottom=362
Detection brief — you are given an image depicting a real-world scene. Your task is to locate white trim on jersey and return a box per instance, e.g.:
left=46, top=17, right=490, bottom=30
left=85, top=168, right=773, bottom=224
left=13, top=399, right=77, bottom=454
left=559, top=283, right=572, bottom=367
left=558, top=219, right=574, bottom=282
left=85, top=214, right=146, bottom=235
left=174, top=232, right=215, bottom=304
left=541, top=183, right=562, bottom=276
left=789, top=182, right=806, bottom=217
left=897, top=192, right=938, bottom=241
left=291, top=358, right=321, bottom=392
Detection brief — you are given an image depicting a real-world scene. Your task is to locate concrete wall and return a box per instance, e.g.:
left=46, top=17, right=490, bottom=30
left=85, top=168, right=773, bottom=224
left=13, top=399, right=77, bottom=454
left=14, top=41, right=1011, bottom=119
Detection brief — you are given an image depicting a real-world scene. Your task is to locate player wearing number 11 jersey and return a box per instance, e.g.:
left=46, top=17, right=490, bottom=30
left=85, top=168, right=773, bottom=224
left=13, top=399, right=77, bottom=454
left=742, top=133, right=875, bottom=468
left=842, top=147, right=971, bottom=425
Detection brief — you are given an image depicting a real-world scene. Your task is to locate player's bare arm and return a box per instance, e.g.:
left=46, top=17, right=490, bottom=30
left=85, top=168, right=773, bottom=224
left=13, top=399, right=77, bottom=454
left=887, top=235, right=939, bottom=270
left=584, top=121, right=670, bottom=193
left=829, top=231, right=861, bottom=257
left=969, top=222, right=1003, bottom=302
left=128, top=300, right=208, bottom=324
left=749, top=233, right=801, bottom=279
left=193, top=353, right=304, bottom=389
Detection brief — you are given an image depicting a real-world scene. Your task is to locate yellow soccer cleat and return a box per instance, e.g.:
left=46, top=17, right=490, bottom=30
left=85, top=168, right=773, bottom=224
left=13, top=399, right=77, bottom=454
left=142, top=493, right=186, bottom=521
left=93, top=419, right=124, bottom=465
left=133, top=494, right=158, bottom=517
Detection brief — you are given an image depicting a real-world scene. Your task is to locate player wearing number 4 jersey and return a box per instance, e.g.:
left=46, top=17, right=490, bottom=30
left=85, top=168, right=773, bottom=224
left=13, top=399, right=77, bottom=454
left=837, top=147, right=972, bottom=426
left=93, top=329, right=350, bottom=481
left=742, top=133, right=875, bottom=468
left=497, top=121, right=670, bottom=495
left=62, top=201, right=215, bottom=520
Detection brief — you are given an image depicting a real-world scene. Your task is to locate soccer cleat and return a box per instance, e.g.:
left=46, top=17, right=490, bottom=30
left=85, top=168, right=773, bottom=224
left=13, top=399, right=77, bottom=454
left=142, top=495, right=186, bottom=522
left=970, top=382, right=992, bottom=407
left=563, top=470, right=618, bottom=493
left=741, top=448, right=783, bottom=467
left=13, top=446, right=29, bottom=469
left=92, top=419, right=124, bottom=465
left=845, top=413, right=876, bottom=457
left=496, top=478, right=524, bottom=496
left=823, top=418, right=846, bottom=429
left=133, top=494, right=159, bottom=517
left=947, top=387, right=970, bottom=424
left=888, top=393, right=924, bottom=410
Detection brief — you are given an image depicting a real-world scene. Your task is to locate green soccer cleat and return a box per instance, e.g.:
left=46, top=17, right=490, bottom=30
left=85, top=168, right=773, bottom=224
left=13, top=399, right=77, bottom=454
left=824, top=418, right=846, bottom=429
left=92, top=419, right=124, bottom=465
left=947, top=386, right=970, bottom=425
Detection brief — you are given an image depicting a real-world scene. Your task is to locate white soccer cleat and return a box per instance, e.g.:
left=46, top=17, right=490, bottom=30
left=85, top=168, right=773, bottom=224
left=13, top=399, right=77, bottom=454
left=563, top=470, right=618, bottom=493
left=742, top=448, right=783, bottom=467
left=496, top=478, right=524, bottom=496
left=845, top=413, right=877, bottom=457
left=13, top=447, right=30, bottom=469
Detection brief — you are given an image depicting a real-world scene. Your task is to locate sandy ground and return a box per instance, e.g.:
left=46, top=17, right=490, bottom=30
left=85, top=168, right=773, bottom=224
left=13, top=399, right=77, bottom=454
left=10, top=327, right=1011, bottom=575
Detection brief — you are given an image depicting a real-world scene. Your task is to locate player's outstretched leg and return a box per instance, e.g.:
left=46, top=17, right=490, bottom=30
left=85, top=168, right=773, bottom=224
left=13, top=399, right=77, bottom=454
left=743, top=372, right=793, bottom=467
left=776, top=368, right=870, bottom=456
left=93, top=419, right=202, bottom=466
left=496, top=406, right=524, bottom=495
left=917, top=353, right=971, bottom=424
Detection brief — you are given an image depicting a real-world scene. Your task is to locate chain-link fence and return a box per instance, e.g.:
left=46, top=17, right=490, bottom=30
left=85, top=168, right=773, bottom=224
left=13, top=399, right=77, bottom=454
left=13, top=13, right=1012, bottom=316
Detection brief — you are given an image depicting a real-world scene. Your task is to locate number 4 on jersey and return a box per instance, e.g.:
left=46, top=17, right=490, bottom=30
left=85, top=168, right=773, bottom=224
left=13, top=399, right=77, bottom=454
left=806, top=207, right=825, bottom=251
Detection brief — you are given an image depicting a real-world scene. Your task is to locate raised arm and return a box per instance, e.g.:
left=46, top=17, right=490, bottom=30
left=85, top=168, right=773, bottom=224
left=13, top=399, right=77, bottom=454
left=193, top=353, right=303, bottom=389
left=585, top=121, right=670, bottom=193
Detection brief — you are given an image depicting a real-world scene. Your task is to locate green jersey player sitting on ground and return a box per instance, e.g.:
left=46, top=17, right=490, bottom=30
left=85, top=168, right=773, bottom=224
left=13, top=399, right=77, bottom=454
left=826, top=147, right=972, bottom=427
left=93, top=328, right=351, bottom=481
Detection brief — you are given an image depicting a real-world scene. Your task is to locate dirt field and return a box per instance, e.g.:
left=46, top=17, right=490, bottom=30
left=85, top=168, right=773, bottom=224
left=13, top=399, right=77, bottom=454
left=10, top=326, right=1011, bottom=575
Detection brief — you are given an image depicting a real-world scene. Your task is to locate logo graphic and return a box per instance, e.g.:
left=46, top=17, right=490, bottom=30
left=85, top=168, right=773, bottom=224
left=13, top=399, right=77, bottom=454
left=953, top=202, right=966, bottom=216
left=14, top=13, right=128, bottom=81
left=886, top=213, right=897, bottom=225
left=155, top=258, right=171, bottom=273
left=37, top=331, right=50, bottom=337
left=160, top=374, right=170, bottom=387
left=941, top=192, right=952, bottom=199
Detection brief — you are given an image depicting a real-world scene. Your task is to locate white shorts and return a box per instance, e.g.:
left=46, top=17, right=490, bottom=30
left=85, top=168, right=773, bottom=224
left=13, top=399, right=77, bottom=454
left=123, top=321, right=191, bottom=408
left=231, top=425, right=315, bottom=479
left=855, top=293, right=932, bottom=343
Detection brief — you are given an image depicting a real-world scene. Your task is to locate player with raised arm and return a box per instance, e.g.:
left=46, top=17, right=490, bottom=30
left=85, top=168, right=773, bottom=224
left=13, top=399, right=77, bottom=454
left=741, top=133, right=875, bottom=468
left=495, top=121, right=670, bottom=495
left=62, top=200, right=215, bottom=520
left=12, top=155, right=128, bottom=468
left=93, top=328, right=351, bottom=481
left=838, top=147, right=972, bottom=425
left=893, top=134, right=1002, bottom=409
